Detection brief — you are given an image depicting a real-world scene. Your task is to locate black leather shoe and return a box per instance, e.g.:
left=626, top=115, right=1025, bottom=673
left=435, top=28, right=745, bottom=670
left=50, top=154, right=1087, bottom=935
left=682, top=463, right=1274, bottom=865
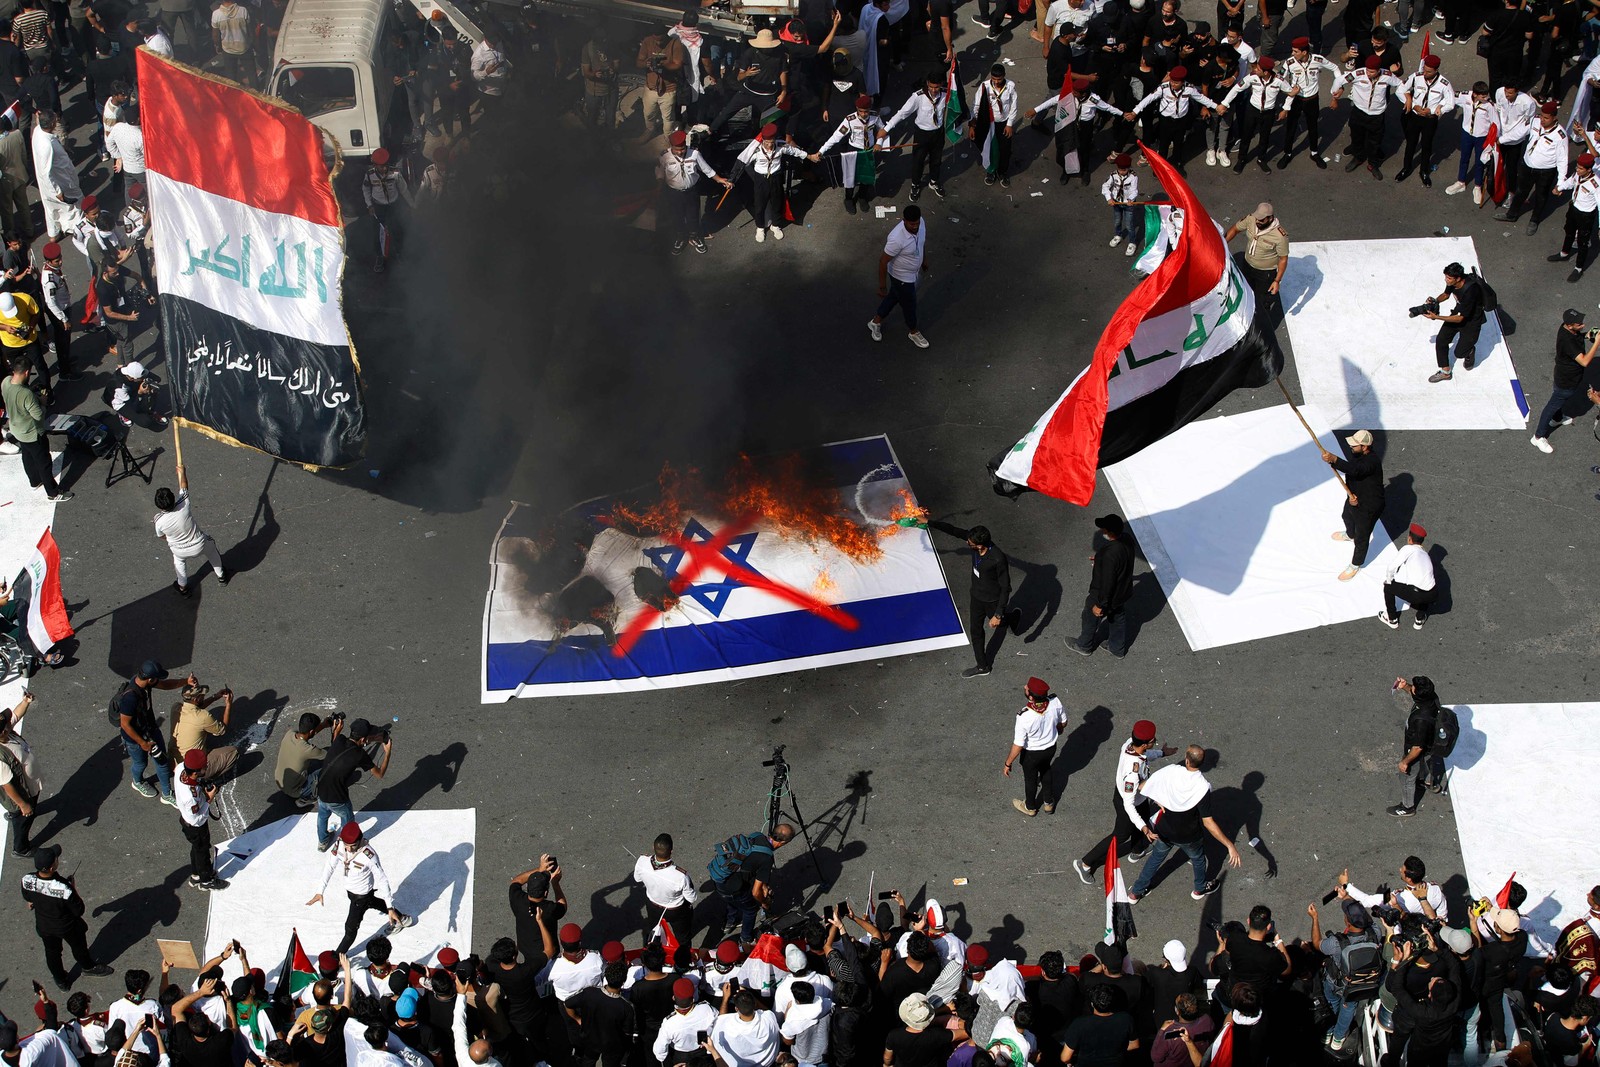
left=1277, top=154, right=1293, bottom=169
left=1395, top=165, right=1414, bottom=182
left=1312, top=154, right=1328, bottom=168
left=1420, top=171, right=1432, bottom=187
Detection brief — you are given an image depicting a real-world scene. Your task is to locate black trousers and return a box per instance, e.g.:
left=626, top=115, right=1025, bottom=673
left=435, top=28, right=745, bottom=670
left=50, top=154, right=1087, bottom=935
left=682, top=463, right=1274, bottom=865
left=16, top=436, right=61, bottom=496
left=1400, top=111, right=1439, bottom=173
left=749, top=172, right=781, bottom=228
left=910, top=125, right=945, bottom=187
left=1150, top=114, right=1195, bottom=166
left=708, top=85, right=777, bottom=132
left=1231, top=104, right=1276, bottom=163
left=39, top=920, right=97, bottom=983
left=181, top=818, right=215, bottom=881
left=655, top=901, right=693, bottom=947
left=981, top=124, right=1013, bottom=176
left=44, top=311, right=72, bottom=377
left=1383, top=581, right=1438, bottom=618
left=1562, top=204, right=1596, bottom=263
left=1341, top=503, right=1382, bottom=567
left=6, top=787, right=38, bottom=853
left=1282, top=95, right=1322, bottom=156
left=967, top=596, right=1001, bottom=669
left=1019, top=746, right=1055, bottom=810
left=1500, top=141, right=1525, bottom=198
left=1081, top=790, right=1149, bottom=870
left=1510, top=163, right=1557, bottom=220
left=339, top=890, right=390, bottom=955
left=1435, top=317, right=1483, bottom=369
left=1350, top=108, right=1386, bottom=164
left=661, top=186, right=702, bottom=242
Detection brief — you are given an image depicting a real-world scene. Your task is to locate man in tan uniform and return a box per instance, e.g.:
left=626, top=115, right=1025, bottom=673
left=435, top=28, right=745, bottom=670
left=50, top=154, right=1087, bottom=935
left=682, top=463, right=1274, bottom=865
left=1225, top=202, right=1289, bottom=325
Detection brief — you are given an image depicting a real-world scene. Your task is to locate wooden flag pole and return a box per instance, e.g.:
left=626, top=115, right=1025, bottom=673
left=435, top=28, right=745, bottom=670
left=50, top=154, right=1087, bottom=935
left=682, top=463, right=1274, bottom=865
left=1275, top=377, right=1350, bottom=493
left=172, top=417, right=184, bottom=472
left=714, top=182, right=735, bottom=213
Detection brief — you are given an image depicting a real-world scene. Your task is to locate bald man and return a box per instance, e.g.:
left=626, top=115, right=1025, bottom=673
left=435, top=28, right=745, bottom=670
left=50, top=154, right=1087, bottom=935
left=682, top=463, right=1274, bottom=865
left=451, top=974, right=503, bottom=1067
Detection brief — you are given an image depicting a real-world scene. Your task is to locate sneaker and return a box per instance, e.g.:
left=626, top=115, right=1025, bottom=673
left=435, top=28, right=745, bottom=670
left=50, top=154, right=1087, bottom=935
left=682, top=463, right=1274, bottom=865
left=770, top=226, right=784, bottom=241
left=83, top=965, right=114, bottom=977
left=1012, top=798, right=1038, bottom=817
left=1531, top=435, right=1553, bottom=453
left=1331, top=530, right=1351, bottom=541
left=1216, top=150, right=1230, bottom=166
left=1067, top=640, right=1093, bottom=656
left=1192, top=878, right=1221, bottom=900
left=1313, top=154, right=1328, bottom=169
left=999, top=176, right=1009, bottom=188
left=1556, top=415, right=1577, bottom=427
left=130, top=780, right=157, bottom=798
left=1413, top=611, right=1428, bottom=630
left=0, top=440, right=16, bottom=454
left=1463, top=357, right=1475, bottom=370
left=691, top=238, right=708, bottom=253
left=908, top=331, right=930, bottom=348
left=1386, top=804, right=1416, bottom=817
left=1368, top=163, right=1384, bottom=180
left=1126, top=892, right=1141, bottom=904
left=867, top=319, right=883, bottom=342
left=1328, top=1034, right=1348, bottom=1051
left=1377, top=611, right=1399, bottom=629
left=1345, top=156, right=1362, bottom=172
left=985, top=173, right=997, bottom=186
left=173, top=581, right=191, bottom=598
left=217, top=570, right=231, bottom=585
left=1073, top=859, right=1095, bottom=884
left=48, top=491, right=74, bottom=502
left=754, top=227, right=766, bottom=243
left=1126, top=846, right=1151, bottom=862
left=390, top=913, right=416, bottom=932
left=1337, top=565, right=1360, bottom=581
left=1278, top=154, right=1293, bottom=170
left=929, top=182, right=946, bottom=199
left=318, top=839, right=334, bottom=853
left=671, top=240, right=685, bottom=256
left=52, top=976, right=70, bottom=992
left=909, top=183, right=922, bottom=201
left=1109, top=235, right=1123, bottom=247
left=1445, top=180, right=1466, bottom=195
left=961, top=665, right=992, bottom=678
left=196, top=878, right=230, bottom=891
left=1427, top=370, right=1453, bottom=383
left=970, top=13, right=989, bottom=26
left=1124, top=242, right=1136, bottom=257
left=1206, top=149, right=1217, bottom=166
left=159, top=793, right=177, bottom=808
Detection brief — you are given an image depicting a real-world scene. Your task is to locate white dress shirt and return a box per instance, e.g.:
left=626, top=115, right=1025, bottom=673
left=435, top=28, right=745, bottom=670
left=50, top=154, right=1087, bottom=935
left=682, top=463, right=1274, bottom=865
left=735, top=138, right=806, bottom=176
left=1524, top=121, right=1571, bottom=177
left=1403, top=72, right=1455, bottom=115
left=656, top=149, right=718, bottom=191
left=19, top=1030, right=78, bottom=1067
left=1112, top=738, right=1165, bottom=830
left=1134, top=82, right=1219, bottom=118
left=819, top=112, right=886, bottom=153
left=633, top=855, right=699, bottom=909
left=316, top=841, right=395, bottom=899
left=971, top=79, right=1020, bottom=125
left=654, top=1004, right=718, bottom=1061
left=883, top=220, right=926, bottom=283
left=1222, top=72, right=1290, bottom=111
left=1347, top=880, right=1449, bottom=922
left=1493, top=87, right=1537, bottom=143
left=710, top=1011, right=782, bottom=1067
left=1102, top=170, right=1138, bottom=203
left=887, top=87, right=949, bottom=133
left=1457, top=92, right=1496, bottom=137
left=1559, top=168, right=1600, bottom=210
left=541, top=951, right=603, bottom=1002
left=1337, top=69, right=1404, bottom=115
left=1385, top=542, right=1436, bottom=590
left=1012, top=697, right=1068, bottom=751
left=1282, top=53, right=1340, bottom=97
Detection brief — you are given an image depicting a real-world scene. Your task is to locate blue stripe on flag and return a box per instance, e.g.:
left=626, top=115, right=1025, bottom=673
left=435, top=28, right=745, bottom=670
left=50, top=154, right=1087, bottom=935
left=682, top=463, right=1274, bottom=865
left=487, top=589, right=959, bottom=688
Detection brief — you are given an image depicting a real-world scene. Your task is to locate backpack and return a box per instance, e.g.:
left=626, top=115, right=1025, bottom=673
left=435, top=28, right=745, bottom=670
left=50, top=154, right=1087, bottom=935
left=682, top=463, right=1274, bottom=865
left=1330, top=934, right=1384, bottom=1000
left=1469, top=269, right=1498, bottom=314
left=106, top=680, right=135, bottom=728
left=1433, top=706, right=1460, bottom=759
left=707, top=832, right=773, bottom=884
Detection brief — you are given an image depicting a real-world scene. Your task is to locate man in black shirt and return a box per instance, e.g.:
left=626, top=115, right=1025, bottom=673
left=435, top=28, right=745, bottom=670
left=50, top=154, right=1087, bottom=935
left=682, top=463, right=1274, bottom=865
left=1390, top=675, right=1438, bottom=816
left=1320, top=429, right=1386, bottom=582
left=1078, top=940, right=1147, bottom=1022
left=1214, top=905, right=1290, bottom=1007
left=1420, top=262, right=1486, bottom=382
left=883, top=995, right=953, bottom=1067
left=1386, top=945, right=1461, bottom=1066
left=20, top=844, right=113, bottom=989
left=926, top=521, right=1021, bottom=678
left=1070, top=513, right=1135, bottom=658
left=94, top=257, right=152, bottom=364
left=1532, top=308, right=1599, bottom=451
left=509, top=858, right=566, bottom=962
left=115, top=659, right=194, bottom=803
left=1542, top=995, right=1598, bottom=1064
left=314, top=717, right=391, bottom=852
left=567, top=962, right=634, bottom=1067
left=878, top=932, right=940, bottom=1023
left=291, top=1007, right=350, bottom=1067
left=1059, top=984, right=1138, bottom=1065
left=170, top=980, right=236, bottom=1067
left=1024, top=950, right=1079, bottom=1058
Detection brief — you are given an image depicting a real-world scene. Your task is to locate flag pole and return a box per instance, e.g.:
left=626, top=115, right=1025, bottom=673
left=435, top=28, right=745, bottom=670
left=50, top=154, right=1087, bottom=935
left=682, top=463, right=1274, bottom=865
left=1274, top=378, right=1349, bottom=492
left=172, top=417, right=184, bottom=472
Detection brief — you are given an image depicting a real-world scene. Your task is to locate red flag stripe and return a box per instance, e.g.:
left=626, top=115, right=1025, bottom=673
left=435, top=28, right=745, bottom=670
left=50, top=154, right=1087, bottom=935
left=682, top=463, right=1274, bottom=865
left=138, top=49, right=340, bottom=227
left=31, top=529, right=73, bottom=645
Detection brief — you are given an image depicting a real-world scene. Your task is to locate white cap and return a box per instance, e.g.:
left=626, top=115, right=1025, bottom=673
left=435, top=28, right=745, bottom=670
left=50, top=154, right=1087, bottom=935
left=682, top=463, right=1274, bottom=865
left=123, top=361, right=146, bottom=378
left=0, top=292, right=16, bottom=317
left=924, top=899, right=945, bottom=930
left=1163, top=939, right=1189, bottom=972
left=784, top=945, right=807, bottom=972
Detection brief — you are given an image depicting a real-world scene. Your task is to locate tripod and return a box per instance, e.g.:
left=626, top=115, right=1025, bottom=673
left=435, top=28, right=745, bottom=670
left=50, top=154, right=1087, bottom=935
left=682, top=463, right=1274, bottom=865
left=762, top=745, right=829, bottom=902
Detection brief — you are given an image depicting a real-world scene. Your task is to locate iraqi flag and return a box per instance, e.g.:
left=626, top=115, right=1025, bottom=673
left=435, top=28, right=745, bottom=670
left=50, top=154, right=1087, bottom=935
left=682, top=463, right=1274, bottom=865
left=992, top=144, right=1275, bottom=505
left=1481, top=123, right=1508, bottom=205
left=276, top=931, right=317, bottom=999
left=1103, top=839, right=1137, bottom=946
left=137, top=49, right=366, bottom=470
left=10, top=530, right=72, bottom=656
left=735, top=932, right=790, bottom=997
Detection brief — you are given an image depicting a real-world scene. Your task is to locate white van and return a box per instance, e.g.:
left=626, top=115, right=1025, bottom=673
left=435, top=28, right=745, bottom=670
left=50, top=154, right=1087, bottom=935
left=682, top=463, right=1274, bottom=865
left=269, top=0, right=399, bottom=158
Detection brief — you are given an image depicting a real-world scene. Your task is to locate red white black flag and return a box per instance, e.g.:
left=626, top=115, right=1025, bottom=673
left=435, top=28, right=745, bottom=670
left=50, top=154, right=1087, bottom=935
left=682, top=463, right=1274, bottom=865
left=11, top=529, right=72, bottom=656
left=138, top=50, right=366, bottom=469
left=994, top=145, right=1275, bottom=504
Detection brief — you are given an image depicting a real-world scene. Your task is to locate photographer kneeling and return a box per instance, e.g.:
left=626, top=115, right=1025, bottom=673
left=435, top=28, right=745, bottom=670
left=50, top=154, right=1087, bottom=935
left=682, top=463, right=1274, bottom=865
left=1415, top=262, right=1486, bottom=384
left=175, top=748, right=229, bottom=892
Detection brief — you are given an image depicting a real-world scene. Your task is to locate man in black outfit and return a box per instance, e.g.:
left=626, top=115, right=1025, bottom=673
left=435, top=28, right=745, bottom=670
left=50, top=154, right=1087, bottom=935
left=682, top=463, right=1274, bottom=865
left=1213, top=905, right=1291, bottom=1008
left=1390, top=675, right=1439, bottom=817
left=1420, top=262, right=1486, bottom=382
left=20, top=844, right=114, bottom=990
left=1385, top=942, right=1461, bottom=1067
left=927, top=521, right=1021, bottom=678
left=567, top=961, right=635, bottom=1067
left=1321, top=429, right=1386, bottom=582
left=1069, top=513, right=1135, bottom=657
left=170, top=980, right=237, bottom=1067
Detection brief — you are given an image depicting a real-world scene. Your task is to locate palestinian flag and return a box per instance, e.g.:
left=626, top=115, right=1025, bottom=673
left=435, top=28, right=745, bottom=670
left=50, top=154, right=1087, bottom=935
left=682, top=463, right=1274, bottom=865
left=277, top=931, right=316, bottom=999
left=1103, top=839, right=1137, bottom=946
left=974, top=83, right=1001, bottom=177
left=9, top=529, right=72, bottom=656
left=1203, top=1017, right=1234, bottom=1065
left=138, top=49, right=366, bottom=470
left=1481, top=123, right=1508, bottom=204
left=943, top=54, right=966, bottom=147
left=993, top=144, right=1276, bottom=505
left=1131, top=204, right=1174, bottom=276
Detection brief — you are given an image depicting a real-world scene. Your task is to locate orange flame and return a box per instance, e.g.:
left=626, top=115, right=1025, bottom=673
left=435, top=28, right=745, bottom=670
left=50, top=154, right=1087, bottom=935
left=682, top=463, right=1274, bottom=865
left=877, top=488, right=930, bottom=539
left=812, top=568, right=838, bottom=596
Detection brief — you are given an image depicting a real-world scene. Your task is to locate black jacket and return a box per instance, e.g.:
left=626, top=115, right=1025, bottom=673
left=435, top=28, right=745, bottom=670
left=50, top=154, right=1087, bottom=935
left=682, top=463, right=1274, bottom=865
left=1332, top=451, right=1385, bottom=514
left=929, top=522, right=1012, bottom=609
left=1387, top=959, right=1461, bottom=1050
left=1088, top=538, right=1135, bottom=612
left=20, top=871, right=86, bottom=935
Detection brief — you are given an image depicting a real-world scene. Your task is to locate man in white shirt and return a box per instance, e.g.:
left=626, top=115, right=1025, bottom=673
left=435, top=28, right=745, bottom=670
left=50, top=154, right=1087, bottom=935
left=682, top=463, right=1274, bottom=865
left=106, top=970, right=162, bottom=1056
left=1002, top=676, right=1067, bottom=817
left=307, top=821, right=415, bottom=955
left=778, top=983, right=830, bottom=1067
left=633, top=833, right=698, bottom=946
left=1279, top=37, right=1339, bottom=169
left=656, top=130, right=730, bottom=254
left=1332, top=55, right=1403, bottom=179
left=868, top=205, right=929, bottom=348
left=175, top=748, right=229, bottom=891
left=710, top=990, right=780, bottom=1067
left=884, top=73, right=950, bottom=200
left=1340, top=855, right=1448, bottom=922
left=472, top=29, right=512, bottom=109
left=734, top=123, right=806, bottom=243
left=969, top=64, right=1020, bottom=187
left=30, top=110, right=80, bottom=241
left=1379, top=523, right=1438, bottom=630
left=1128, top=745, right=1242, bottom=902
left=810, top=94, right=887, bottom=213
left=1447, top=81, right=1497, bottom=201
left=1495, top=99, right=1570, bottom=235
left=774, top=945, right=834, bottom=1017
left=1074, top=718, right=1175, bottom=883
left=1553, top=152, right=1600, bottom=282
left=1218, top=56, right=1289, bottom=174
left=0, top=1021, right=76, bottom=1067
left=540, top=924, right=604, bottom=1002
left=1480, top=82, right=1534, bottom=202
left=209, top=0, right=250, bottom=83
left=1396, top=54, right=1453, bottom=186
left=153, top=463, right=228, bottom=597
left=654, top=978, right=717, bottom=1062
left=1127, top=65, right=1220, bottom=174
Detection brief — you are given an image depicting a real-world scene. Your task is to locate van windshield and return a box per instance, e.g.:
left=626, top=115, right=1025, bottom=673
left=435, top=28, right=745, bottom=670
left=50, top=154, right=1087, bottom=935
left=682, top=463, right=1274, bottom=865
left=276, top=66, right=357, bottom=117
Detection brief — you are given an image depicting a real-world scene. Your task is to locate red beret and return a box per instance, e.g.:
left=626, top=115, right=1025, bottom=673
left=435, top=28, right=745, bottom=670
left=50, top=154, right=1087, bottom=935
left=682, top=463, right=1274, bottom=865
left=672, top=977, right=697, bottom=1001
left=559, top=923, right=583, bottom=946
left=1423, top=54, right=1441, bottom=68
left=1132, top=719, right=1158, bottom=743
left=600, top=941, right=625, bottom=964
left=965, top=945, right=990, bottom=969
left=1543, top=100, right=1560, bottom=115
left=371, top=148, right=390, bottom=164
left=1025, top=677, right=1049, bottom=698
left=1258, top=56, right=1275, bottom=71
left=1168, top=65, right=1188, bottom=80
left=1364, top=55, right=1380, bottom=70
left=1114, top=153, right=1132, bottom=168
left=80, top=194, right=98, bottom=211
left=41, top=242, right=60, bottom=259
left=437, top=948, right=460, bottom=968
left=669, top=130, right=687, bottom=147
left=128, top=182, right=145, bottom=200
left=339, top=821, right=362, bottom=844
left=1292, top=35, right=1310, bottom=49
left=856, top=94, right=873, bottom=109
left=1409, top=523, right=1428, bottom=539
left=183, top=748, right=207, bottom=770
left=1582, top=153, right=1597, bottom=167
left=318, top=951, right=339, bottom=972
left=715, top=941, right=742, bottom=965
left=760, top=122, right=779, bottom=139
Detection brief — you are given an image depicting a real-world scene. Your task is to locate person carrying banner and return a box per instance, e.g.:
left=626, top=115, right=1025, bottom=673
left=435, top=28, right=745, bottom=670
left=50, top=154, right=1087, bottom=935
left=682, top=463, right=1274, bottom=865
left=153, top=463, right=229, bottom=597
left=1320, top=429, right=1385, bottom=582
left=2, top=358, right=69, bottom=500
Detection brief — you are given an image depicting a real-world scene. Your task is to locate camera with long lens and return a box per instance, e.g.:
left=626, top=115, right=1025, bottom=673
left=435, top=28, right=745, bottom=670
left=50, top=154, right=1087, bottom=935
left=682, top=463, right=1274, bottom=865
left=1408, top=297, right=1440, bottom=318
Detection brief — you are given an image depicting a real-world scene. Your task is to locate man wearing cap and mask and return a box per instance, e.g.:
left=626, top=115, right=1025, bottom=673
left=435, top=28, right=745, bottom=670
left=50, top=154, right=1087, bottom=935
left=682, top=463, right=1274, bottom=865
left=1532, top=309, right=1600, bottom=454
left=1074, top=718, right=1176, bottom=884
left=656, top=130, right=730, bottom=255
left=1278, top=37, right=1337, bottom=168
left=1, top=691, right=44, bottom=856
left=1308, top=895, right=1380, bottom=1052
left=1331, top=55, right=1403, bottom=178
left=1379, top=523, right=1436, bottom=629
left=1396, top=54, right=1453, bottom=186
left=1419, top=261, right=1486, bottom=383
left=175, top=746, right=228, bottom=891
left=21, top=842, right=114, bottom=990
left=734, top=123, right=806, bottom=243
left=115, top=660, right=195, bottom=804
left=361, top=149, right=412, bottom=274
left=811, top=94, right=886, bottom=213
left=1070, top=513, right=1135, bottom=658
left=1496, top=100, right=1570, bottom=234
left=653, top=977, right=715, bottom=1064
left=314, top=717, right=393, bottom=852
left=1320, top=429, right=1385, bottom=582
left=37, top=241, right=74, bottom=384
left=308, top=821, right=415, bottom=954
left=1002, top=677, right=1067, bottom=817
left=1552, top=153, right=1600, bottom=284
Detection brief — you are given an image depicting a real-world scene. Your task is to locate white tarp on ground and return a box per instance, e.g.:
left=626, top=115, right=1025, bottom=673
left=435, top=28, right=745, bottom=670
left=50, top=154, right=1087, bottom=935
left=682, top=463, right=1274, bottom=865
left=1103, top=405, right=1402, bottom=651
left=1447, top=702, right=1599, bottom=948
left=1280, top=237, right=1529, bottom=430
left=206, top=809, right=476, bottom=967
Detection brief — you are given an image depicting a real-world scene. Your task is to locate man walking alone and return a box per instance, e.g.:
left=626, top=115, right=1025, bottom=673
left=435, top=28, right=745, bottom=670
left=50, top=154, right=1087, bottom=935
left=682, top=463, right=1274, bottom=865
left=154, top=463, right=229, bottom=598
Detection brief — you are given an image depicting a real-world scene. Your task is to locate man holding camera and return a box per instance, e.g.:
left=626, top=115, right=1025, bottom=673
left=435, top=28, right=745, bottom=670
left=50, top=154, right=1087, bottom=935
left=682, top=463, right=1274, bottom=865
left=1531, top=309, right=1599, bottom=453
left=308, top=822, right=414, bottom=956
left=1308, top=896, right=1380, bottom=1052
left=175, top=747, right=229, bottom=892
left=115, top=660, right=195, bottom=805
left=314, top=717, right=392, bottom=852
left=276, top=711, right=341, bottom=809
left=95, top=257, right=154, bottom=364
left=1418, top=262, right=1486, bottom=383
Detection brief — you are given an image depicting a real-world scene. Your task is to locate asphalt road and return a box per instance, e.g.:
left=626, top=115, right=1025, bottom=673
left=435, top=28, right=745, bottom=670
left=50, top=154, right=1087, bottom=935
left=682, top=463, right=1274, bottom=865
left=2, top=5, right=1596, bottom=1028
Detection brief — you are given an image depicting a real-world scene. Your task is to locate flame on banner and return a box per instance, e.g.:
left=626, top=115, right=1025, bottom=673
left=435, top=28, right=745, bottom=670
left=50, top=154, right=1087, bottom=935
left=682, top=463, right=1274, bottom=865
left=878, top=488, right=930, bottom=539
